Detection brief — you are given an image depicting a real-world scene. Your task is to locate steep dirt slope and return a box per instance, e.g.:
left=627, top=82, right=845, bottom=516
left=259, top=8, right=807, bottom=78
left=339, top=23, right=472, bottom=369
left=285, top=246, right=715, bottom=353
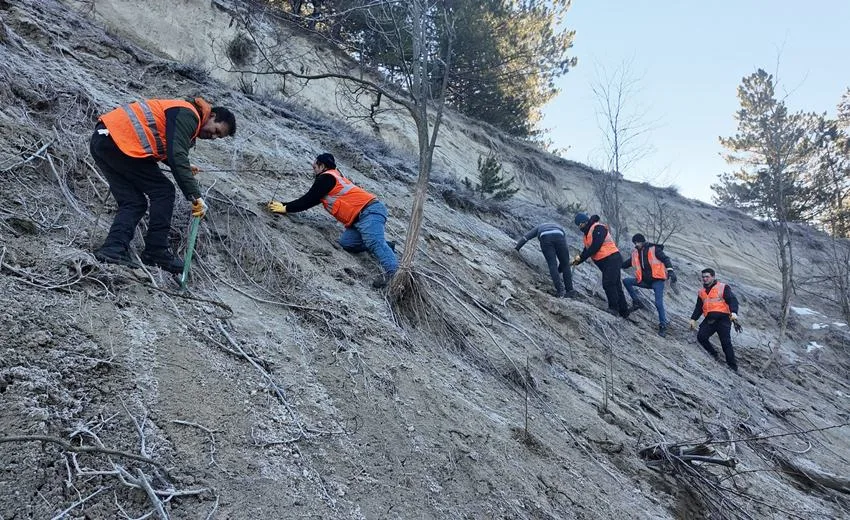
left=1, top=1, right=849, bottom=519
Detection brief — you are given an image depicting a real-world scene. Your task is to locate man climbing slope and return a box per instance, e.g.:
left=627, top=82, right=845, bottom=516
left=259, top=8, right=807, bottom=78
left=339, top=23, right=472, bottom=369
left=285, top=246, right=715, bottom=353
left=690, top=268, right=741, bottom=373
left=515, top=222, right=578, bottom=298
left=572, top=212, right=629, bottom=317
left=267, top=153, right=398, bottom=288
left=621, top=233, right=676, bottom=336
left=91, top=97, right=236, bottom=273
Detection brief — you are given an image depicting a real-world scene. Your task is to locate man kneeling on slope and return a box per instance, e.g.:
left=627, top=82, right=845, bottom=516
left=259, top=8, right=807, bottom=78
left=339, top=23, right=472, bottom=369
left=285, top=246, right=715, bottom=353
left=267, top=153, right=398, bottom=288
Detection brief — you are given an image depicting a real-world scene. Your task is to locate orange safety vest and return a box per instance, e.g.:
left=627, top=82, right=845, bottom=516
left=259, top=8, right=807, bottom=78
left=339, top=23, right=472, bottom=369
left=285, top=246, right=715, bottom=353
left=698, top=282, right=731, bottom=317
left=320, top=169, right=376, bottom=227
left=99, top=98, right=212, bottom=161
left=583, top=222, right=619, bottom=261
left=632, top=246, right=668, bottom=283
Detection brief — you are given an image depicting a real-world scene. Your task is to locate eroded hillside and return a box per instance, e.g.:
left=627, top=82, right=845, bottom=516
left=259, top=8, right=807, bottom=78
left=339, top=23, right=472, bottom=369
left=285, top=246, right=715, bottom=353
left=1, top=1, right=849, bottom=519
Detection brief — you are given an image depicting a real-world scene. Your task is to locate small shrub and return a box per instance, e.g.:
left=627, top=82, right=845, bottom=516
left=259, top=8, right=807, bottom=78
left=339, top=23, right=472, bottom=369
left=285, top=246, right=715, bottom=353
left=227, top=33, right=255, bottom=66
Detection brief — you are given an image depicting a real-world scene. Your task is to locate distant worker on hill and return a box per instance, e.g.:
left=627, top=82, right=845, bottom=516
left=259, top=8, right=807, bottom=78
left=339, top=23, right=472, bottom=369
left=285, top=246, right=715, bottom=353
left=514, top=223, right=578, bottom=298
left=571, top=213, right=629, bottom=318
left=91, top=97, right=236, bottom=273
left=689, top=268, right=740, bottom=373
left=621, top=233, right=676, bottom=337
left=266, top=153, right=398, bottom=288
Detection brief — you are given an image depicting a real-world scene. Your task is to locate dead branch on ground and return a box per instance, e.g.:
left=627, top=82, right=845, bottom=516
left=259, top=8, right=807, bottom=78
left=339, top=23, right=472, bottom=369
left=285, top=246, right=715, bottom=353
left=0, top=435, right=163, bottom=468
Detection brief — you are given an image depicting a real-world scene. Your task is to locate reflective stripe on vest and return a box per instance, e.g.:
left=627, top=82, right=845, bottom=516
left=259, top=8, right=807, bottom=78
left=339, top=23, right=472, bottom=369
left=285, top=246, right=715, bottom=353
left=319, top=169, right=376, bottom=226
left=121, top=101, right=166, bottom=156
left=698, top=282, right=731, bottom=317
left=99, top=99, right=201, bottom=160
left=583, top=222, right=619, bottom=261
left=632, top=245, right=668, bottom=284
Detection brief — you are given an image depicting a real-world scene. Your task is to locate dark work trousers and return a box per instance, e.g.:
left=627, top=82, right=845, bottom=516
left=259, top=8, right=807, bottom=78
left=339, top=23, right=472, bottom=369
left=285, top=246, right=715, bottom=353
left=90, top=127, right=176, bottom=252
left=697, top=318, right=737, bottom=370
left=539, top=233, right=573, bottom=295
left=594, top=252, right=629, bottom=315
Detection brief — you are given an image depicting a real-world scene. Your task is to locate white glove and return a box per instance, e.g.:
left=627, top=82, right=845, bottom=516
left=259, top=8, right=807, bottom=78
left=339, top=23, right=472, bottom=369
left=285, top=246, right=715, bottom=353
left=730, top=312, right=738, bottom=321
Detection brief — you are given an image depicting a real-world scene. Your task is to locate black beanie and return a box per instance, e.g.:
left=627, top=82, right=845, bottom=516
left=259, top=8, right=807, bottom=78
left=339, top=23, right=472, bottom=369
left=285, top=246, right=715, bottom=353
left=632, top=233, right=646, bottom=244
left=315, top=153, right=336, bottom=169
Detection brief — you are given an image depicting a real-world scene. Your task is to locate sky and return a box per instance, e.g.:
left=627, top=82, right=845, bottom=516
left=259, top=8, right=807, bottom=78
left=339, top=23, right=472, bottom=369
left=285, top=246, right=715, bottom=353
left=541, top=1, right=850, bottom=203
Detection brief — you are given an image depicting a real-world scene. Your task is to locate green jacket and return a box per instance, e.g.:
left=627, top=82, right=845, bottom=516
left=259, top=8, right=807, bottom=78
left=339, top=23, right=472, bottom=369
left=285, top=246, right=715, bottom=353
left=163, top=99, right=205, bottom=200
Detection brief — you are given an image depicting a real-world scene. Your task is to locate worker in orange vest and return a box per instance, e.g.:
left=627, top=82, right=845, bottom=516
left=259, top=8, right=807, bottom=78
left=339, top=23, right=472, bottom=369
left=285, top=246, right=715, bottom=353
left=91, top=97, right=236, bottom=273
left=621, top=233, right=676, bottom=337
left=571, top=212, right=629, bottom=318
left=267, top=153, right=398, bottom=288
left=689, top=268, right=740, bottom=372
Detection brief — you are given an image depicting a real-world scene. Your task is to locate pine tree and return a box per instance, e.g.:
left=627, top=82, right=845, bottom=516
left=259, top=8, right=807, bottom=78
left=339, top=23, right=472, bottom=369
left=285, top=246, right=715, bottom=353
left=714, top=68, right=817, bottom=372
left=475, top=154, right=519, bottom=200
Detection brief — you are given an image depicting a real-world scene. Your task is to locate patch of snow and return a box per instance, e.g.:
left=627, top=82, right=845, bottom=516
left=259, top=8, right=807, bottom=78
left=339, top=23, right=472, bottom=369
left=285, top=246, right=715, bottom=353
left=806, top=342, right=824, bottom=353
left=812, top=323, right=828, bottom=330
left=836, top=391, right=846, bottom=397
left=833, top=322, right=848, bottom=327
left=791, top=306, right=821, bottom=316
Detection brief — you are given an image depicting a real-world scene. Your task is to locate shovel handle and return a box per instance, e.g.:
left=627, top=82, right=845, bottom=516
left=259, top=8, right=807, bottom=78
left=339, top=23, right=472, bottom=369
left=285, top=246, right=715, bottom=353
left=180, top=216, right=201, bottom=289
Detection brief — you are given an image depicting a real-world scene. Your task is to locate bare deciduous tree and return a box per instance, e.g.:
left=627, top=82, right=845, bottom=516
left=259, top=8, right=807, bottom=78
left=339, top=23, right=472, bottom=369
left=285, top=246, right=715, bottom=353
left=590, top=60, right=654, bottom=243
left=638, top=190, right=682, bottom=245
left=226, top=1, right=455, bottom=304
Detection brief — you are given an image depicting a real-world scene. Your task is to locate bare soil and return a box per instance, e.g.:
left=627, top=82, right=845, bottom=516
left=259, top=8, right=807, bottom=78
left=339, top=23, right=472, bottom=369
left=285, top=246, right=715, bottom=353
left=1, top=1, right=849, bottom=519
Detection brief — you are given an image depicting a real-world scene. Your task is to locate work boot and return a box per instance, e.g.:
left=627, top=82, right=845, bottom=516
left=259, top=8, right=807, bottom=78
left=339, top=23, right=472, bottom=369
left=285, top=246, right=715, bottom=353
left=604, top=308, right=619, bottom=317
left=372, top=272, right=394, bottom=289
left=140, top=248, right=184, bottom=274
left=658, top=324, right=667, bottom=338
left=564, top=290, right=579, bottom=299
left=551, top=289, right=566, bottom=298
left=94, top=246, right=140, bottom=268
left=629, top=300, right=646, bottom=312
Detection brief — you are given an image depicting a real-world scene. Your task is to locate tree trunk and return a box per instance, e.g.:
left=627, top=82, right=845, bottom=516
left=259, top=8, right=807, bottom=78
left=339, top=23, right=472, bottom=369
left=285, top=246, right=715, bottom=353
left=399, top=118, right=434, bottom=269
left=762, top=220, right=794, bottom=374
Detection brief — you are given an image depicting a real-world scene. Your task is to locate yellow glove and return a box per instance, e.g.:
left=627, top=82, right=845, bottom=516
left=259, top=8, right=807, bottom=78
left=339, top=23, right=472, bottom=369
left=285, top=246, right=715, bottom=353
left=730, top=312, right=738, bottom=321
left=192, top=197, right=208, bottom=218
left=571, top=254, right=582, bottom=266
left=267, top=201, right=287, bottom=214
left=689, top=319, right=697, bottom=330
left=190, top=164, right=202, bottom=176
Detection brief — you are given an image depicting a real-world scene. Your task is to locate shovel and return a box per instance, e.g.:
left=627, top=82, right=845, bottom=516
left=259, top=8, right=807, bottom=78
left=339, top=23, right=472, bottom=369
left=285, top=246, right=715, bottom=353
left=180, top=216, right=201, bottom=290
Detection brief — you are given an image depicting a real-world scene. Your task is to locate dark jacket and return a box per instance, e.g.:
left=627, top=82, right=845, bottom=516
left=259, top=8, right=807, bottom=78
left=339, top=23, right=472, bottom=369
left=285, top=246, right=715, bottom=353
left=283, top=173, right=336, bottom=213
left=162, top=99, right=208, bottom=200
left=578, top=215, right=615, bottom=263
left=621, top=243, right=672, bottom=282
left=515, top=223, right=566, bottom=250
left=691, top=280, right=740, bottom=321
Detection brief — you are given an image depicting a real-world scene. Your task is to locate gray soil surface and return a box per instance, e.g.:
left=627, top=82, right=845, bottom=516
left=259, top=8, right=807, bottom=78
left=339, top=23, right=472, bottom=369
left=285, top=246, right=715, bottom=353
left=1, top=1, right=849, bottom=519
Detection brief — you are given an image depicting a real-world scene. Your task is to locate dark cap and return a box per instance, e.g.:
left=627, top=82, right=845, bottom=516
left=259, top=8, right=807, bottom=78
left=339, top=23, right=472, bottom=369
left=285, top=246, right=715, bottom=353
left=632, top=233, right=646, bottom=244
left=574, top=212, right=589, bottom=226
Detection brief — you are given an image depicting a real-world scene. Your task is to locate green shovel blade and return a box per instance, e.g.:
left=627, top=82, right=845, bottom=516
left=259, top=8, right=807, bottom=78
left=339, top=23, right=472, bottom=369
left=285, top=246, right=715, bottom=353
left=180, top=216, right=201, bottom=289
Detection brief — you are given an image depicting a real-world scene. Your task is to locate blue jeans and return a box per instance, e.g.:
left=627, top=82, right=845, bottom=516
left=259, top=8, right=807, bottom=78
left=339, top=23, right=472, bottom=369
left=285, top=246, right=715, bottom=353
left=623, top=277, right=667, bottom=326
left=338, top=201, right=398, bottom=274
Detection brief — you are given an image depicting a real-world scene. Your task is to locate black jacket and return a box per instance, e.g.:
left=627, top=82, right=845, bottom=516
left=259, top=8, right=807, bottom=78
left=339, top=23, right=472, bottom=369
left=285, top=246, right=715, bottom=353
left=691, top=280, right=740, bottom=321
left=578, top=215, right=619, bottom=263
left=621, top=243, right=672, bottom=282
left=283, top=173, right=336, bottom=213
